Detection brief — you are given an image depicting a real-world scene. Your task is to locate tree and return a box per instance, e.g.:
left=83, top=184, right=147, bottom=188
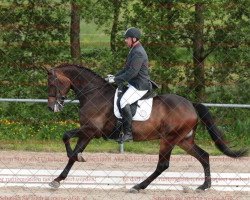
left=80, top=0, right=127, bottom=53
left=0, top=0, right=69, bottom=68
left=131, top=0, right=249, bottom=102
left=192, top=3, right=205, bottom=101
left=110, top=0, right=123, bottom=52
left=70, top=0, right=81, bottom=64
left=131, top=1, right=183, bottom=93
left=208, top=0, right=250, bottom=103
left=178, top=0, right=249, bottom=102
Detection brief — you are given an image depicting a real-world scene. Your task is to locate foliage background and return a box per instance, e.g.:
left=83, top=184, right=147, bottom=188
left=0, top=0, right=249, bottom=153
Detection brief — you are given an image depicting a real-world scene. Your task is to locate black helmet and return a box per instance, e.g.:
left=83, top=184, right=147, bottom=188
left=124, top=27, right=141, bottom=39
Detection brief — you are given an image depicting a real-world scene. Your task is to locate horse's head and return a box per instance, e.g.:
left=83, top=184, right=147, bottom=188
left=47, top=69, right=71, bottom=112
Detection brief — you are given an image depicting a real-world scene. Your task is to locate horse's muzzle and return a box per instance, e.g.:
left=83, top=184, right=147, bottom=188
left=48, top=102, right=63, bottom=113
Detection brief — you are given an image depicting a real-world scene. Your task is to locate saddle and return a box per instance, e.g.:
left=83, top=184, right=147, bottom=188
left=103, top=81, right=159, bottom=141
left=116, top=85, right=157, bottom=117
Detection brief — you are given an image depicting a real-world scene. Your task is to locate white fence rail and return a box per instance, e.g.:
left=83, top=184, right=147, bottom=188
left=0, top=98, right=78, bottom=104
left=1, top=98, right=249, bottom=153
left=0, top=98, right=250, bottom=108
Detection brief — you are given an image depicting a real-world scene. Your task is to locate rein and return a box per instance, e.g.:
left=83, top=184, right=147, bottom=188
left=66, top=85, right=105, bottom=104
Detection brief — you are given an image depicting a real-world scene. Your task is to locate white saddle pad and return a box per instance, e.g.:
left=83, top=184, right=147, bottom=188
left=114, top=89, right=153, bottom=121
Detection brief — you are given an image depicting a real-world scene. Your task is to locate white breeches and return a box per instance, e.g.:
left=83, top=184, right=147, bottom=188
left=120, top=85, right=148, bottom=109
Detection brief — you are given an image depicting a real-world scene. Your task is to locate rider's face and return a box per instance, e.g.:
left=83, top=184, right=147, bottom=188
left=125, top=37, right=133, bottom=47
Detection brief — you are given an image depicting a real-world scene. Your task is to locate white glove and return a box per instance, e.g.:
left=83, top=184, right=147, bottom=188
left=105, top=74, right=115, bottom=83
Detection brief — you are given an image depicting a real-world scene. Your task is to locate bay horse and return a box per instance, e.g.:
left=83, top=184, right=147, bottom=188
left=47, top=63, right=247, bottom=192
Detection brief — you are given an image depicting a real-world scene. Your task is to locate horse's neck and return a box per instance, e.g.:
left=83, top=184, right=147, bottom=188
left=71, top=78, right=115, bottom=106
left=62, top=66, right=115, bottom=106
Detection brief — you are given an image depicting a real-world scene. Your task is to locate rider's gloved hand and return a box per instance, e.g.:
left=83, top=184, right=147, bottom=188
left=105, top=74, right=115, bottom=83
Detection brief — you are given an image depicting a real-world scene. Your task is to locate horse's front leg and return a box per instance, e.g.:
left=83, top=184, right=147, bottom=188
left=62, top=129, right=80, bottom=159
left=49, top=135, right=92, bottom=189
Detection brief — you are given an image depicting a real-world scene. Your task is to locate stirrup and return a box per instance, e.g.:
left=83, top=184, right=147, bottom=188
left=117, top=132, right=133, bottom=143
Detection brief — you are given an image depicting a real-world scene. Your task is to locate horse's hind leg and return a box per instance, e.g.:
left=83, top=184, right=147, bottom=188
left=178, top=138, right=211, bottom=190
left=130, top=139, right=174, bottom=193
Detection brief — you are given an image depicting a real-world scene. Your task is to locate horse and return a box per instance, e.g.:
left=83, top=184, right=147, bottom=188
left=47, top=63, right=247, bottom=192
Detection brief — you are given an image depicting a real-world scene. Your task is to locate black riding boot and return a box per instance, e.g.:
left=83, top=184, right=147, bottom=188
left=119, top=104, right=133, bottom=143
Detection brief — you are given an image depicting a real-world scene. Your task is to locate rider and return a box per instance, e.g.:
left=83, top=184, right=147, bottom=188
left=106, top=27, right=152, bottom=142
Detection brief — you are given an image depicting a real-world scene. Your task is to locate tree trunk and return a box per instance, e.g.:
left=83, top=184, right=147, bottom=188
left=70, top=1, right=81, bottom=64
left=192, top=3, right=205, bottom=102
left=160, top=1, right=174, bottom=93
left=110, top=0, right=121, bottom=53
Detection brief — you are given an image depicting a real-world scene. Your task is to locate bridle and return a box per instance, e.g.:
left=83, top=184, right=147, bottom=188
left=48, top=69, right=66, bottom=109
left=48, top=69, right=110, bottom=110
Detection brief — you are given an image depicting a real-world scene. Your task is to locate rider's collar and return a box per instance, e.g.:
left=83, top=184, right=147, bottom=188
left=129, top=42, right=141, bottom=53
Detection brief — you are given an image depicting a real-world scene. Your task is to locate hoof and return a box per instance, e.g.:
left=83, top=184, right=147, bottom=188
left=49, top=180, right=60, bottom=189
left=77, top=153, right=86, bottom=162
left=129, top=185, right=140, bottom=193
left=196, top=184, right=210, bottom=191
left=182, top=186, right=192, bottom=193
left=195, top=188, right=208, bottom=193
left=129, top=187, right=139, bottom=193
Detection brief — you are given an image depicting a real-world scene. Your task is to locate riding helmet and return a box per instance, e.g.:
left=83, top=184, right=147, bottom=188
left=124, top=27, right=141, bottom=39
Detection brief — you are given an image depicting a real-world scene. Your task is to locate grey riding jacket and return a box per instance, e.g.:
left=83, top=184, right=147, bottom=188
left=114, top=43, right=152, bottom=91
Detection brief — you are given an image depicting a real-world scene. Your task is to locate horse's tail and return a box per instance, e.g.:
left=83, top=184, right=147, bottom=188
left=193, top=103, right=248, bottom=158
